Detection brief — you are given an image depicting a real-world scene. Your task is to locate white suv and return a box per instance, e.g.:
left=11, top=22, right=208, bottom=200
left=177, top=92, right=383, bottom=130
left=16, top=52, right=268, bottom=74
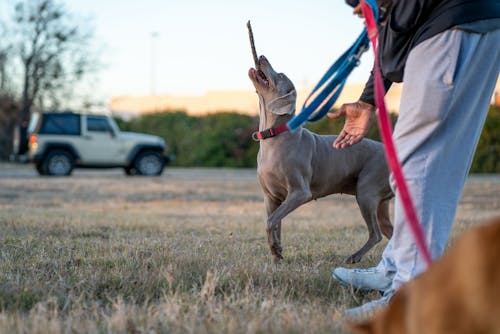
left=28, top=111, right=173, bottom=176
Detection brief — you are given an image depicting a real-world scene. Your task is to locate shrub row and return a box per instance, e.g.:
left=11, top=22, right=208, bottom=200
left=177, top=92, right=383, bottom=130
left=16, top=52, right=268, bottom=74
left=117, top=106, right=499, bottom=172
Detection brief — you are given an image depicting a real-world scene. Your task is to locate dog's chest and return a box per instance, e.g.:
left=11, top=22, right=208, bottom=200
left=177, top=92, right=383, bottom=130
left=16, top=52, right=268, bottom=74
left=257, top=156, right=289, bottom=201
left=258, top=172, right=288, bottom=202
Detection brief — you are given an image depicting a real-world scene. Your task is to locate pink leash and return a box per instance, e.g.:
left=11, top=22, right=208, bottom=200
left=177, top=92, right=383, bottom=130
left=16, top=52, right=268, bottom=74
left=360, top=0, right=432, bottom=266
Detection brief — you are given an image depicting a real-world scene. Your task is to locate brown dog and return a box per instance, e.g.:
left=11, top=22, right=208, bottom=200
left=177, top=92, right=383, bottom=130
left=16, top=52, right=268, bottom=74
left=350, top=217, right=500, bottom=334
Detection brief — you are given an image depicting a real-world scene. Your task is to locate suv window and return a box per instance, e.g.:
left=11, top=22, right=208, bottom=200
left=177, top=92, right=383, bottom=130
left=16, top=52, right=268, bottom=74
left=87, top=116, right=112, bottom=133
left=28, top=112, right=40, bottom=134
left=39, top=113, right=80, bottom=135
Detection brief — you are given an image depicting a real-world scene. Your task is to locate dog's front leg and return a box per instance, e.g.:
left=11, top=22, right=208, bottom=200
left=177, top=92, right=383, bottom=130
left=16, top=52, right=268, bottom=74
left=267, top=190, right=312, bottom=262
left=264, top=195, right=281, bottom=237
left=264, top=196, right=282, bottom=260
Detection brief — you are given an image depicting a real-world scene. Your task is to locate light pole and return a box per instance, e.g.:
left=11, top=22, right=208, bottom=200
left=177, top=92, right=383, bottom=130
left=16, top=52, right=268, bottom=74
left=150, top=31, right=159, bottom=96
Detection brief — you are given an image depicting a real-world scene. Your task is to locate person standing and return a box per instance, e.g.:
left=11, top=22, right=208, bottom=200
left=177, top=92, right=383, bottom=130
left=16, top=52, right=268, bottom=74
left=330, top=0, right=500, bottom=318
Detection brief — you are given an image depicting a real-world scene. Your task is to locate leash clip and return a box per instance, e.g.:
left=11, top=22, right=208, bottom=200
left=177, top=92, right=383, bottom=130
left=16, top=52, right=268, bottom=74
left=349, top=43, right=369, bottom=65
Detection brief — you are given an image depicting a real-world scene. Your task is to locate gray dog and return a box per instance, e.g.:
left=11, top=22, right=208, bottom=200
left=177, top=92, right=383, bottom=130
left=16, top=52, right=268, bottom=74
left=248, top=55, right=394, bottom=263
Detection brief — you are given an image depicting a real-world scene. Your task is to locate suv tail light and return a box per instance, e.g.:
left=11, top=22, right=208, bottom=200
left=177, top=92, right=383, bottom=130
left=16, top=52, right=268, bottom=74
left=29, top=134, right=38, bottom=149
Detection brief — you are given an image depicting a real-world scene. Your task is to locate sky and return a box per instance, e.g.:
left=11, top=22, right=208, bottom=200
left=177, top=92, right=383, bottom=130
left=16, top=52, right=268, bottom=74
left=69, top=0, right=374, bottom=99
left=3, top=0, right=375, bottom=102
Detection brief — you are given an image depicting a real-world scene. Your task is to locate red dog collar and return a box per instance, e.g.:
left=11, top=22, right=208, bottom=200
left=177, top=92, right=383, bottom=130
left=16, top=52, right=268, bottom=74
left=252, top=123, right=290, bottom=141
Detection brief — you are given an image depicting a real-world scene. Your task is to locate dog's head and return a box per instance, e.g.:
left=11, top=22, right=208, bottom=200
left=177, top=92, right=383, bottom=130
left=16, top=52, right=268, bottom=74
left=248, top=55, right=296, bottom=115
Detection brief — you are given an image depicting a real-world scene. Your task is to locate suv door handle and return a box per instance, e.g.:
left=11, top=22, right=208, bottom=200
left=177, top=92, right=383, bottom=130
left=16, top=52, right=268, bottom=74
left=83, top=135, right=92, bottom=140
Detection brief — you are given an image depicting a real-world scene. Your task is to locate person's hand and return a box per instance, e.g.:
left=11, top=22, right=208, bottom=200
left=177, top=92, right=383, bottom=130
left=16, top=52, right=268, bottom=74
left=353, top=4, right=364, bottom=18
left=328, top=101, right=376, bottom=149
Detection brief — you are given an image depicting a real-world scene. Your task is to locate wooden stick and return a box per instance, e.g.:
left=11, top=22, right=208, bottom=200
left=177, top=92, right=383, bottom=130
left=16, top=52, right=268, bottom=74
left=247, top=20, right=259, bottom=67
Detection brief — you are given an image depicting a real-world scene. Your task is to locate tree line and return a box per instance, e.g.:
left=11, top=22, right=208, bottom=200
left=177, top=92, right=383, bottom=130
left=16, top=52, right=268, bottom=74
left=0, top=0, right=98, bottom=158
left=115, top=105, right=499, bottom=173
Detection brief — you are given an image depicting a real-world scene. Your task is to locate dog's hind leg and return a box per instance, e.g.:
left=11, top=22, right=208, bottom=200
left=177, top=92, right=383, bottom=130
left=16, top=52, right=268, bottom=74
left=377, top=199, right=393, bottom=239
left=266, top=190, right=312, bottom=262
left=346, top=194, right=383, bottom=264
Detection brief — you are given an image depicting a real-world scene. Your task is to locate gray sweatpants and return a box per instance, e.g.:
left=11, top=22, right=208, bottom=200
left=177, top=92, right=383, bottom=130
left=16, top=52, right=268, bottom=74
left=377, top=28, right=500, bottom=290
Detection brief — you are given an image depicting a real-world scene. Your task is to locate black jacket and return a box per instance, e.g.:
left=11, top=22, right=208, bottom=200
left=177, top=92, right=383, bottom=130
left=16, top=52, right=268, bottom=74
left=358, top=0, right=500, bottom=106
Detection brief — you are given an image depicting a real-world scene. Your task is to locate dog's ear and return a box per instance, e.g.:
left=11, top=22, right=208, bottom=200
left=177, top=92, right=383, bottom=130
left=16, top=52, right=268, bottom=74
left=267, top=90, right=296, bottom=115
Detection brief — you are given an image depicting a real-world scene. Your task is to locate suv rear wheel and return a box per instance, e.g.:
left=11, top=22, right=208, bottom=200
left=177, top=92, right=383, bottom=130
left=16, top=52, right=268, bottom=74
left=134, top=151, right=164, bottom=176
left=42, top=150, right=75, bottom=176
left=35, top=162, right=47, bottom=175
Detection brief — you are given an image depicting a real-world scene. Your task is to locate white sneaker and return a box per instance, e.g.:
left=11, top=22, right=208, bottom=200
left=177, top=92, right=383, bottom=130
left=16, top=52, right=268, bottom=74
left=332, top=266, right=393, bottom=292
left=344, top=290, right=394, bottom=320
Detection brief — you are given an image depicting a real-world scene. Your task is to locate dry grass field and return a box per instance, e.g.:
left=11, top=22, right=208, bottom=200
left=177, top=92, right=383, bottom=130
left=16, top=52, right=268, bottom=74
left=0, top=164, right=499, bottom=333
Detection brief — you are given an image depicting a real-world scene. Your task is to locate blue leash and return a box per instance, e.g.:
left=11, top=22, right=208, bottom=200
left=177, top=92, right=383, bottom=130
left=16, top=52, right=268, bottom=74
left=287, top=0, right=379, bottom=132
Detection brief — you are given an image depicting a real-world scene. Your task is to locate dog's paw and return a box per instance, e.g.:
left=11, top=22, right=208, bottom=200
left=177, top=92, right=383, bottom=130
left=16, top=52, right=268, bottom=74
left=345, top=253, right=362, bottom=264
left=273, top=256, right=283, bottom=264
left=272, top=249, right=284, bottom=261
left=270, top=243, right=284, bottom=260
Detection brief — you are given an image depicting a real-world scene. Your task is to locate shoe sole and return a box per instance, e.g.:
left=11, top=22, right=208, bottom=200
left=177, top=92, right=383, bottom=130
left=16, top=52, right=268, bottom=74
left=331, top=271, right=390, bottom=293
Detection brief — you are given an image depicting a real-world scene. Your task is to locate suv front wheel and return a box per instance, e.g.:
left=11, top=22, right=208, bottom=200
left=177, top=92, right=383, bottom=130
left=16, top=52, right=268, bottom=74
left=41, top=150, right=75, bottom=176
left=134, top=151, right=164, bottom=176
